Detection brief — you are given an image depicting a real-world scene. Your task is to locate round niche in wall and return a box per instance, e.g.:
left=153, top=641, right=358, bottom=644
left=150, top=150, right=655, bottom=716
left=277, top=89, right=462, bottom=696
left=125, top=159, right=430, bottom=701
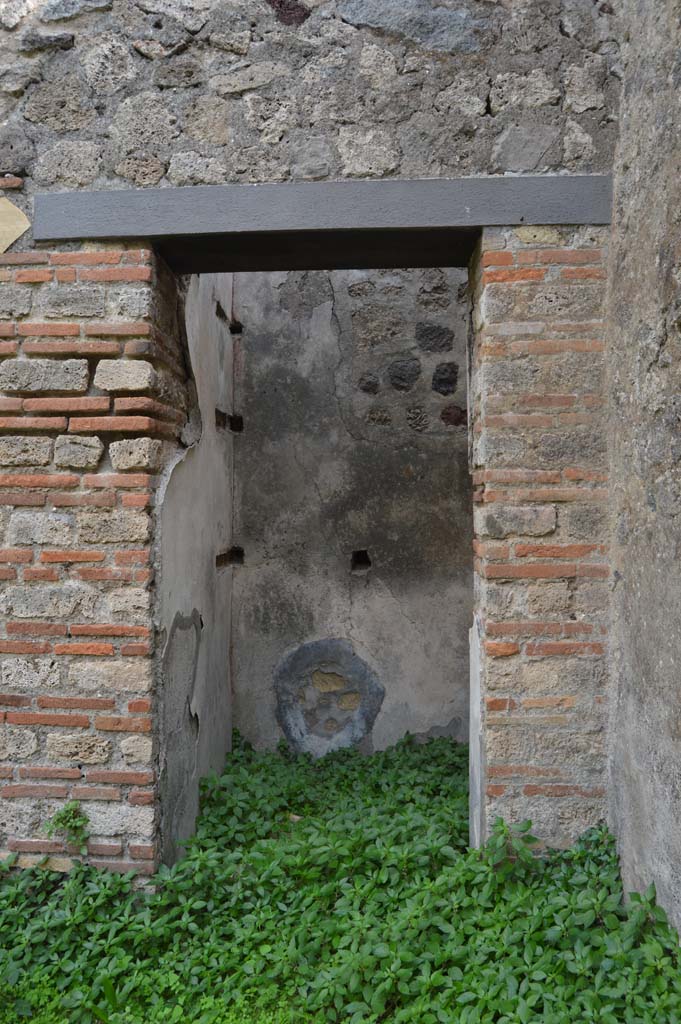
left=274, top=638, right=385, bottom=757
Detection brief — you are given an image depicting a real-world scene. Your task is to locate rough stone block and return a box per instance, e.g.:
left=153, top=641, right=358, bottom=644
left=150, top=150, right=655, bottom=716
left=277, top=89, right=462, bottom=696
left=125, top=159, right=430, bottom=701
left=0, top=285, right=32, bottom=319
left=120, top=734, right=153, bottom=764
left=0, top=582, right=99, bottom=621
left=85, top=802, right=154, bottom=837
left=106, top=587, right=151, bottom=622
left=46, top=733, right=111, bottom=764
left=0, top=436, right=53, bottom=466
left=54, top=435, right=104, bottom=470
left=67, top=659, right=152, bottom=693
left=34, top=284, right=106, bottom=318
left=475, top=505, right=557, bottom=539
left=0, top=359, right=89, bottom=394
left=0, top=725, right=38, bottom=760
left=93, top=360, right=156, bottom=393
left=8, top=511, right=75, bottom=546
left=77, top=510, right=150, bottom=544
left=1, top=657, right=61, bottom=693
left=109, top=437, right=162, bottom=471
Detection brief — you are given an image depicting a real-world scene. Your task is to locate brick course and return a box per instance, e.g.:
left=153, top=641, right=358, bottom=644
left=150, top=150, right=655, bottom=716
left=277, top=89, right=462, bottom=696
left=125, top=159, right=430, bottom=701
left=0, top=245, right=186, bottom=876
left=469, top=225, right=610, bottom=848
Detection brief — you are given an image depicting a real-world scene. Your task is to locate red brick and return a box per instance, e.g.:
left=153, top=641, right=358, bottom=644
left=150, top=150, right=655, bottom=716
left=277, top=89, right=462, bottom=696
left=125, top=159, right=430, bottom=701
left=86, top=770, right=154, bottom=785
left=483, top=267, right=547, bottom=284
left=85, top=322, right=151, bottom=337
left=516, top=248, right=603, bottom=266
left=51, top=491, right=116, bottom=507
left=0, top=640, right=51, bottom=654
left=83, top=473, right=152, bottom=489
left=19, top=767, right=82, bottom=780
left=483, top=563, right=577, bottom=580
left=15, top=268, right=53, bottom=283
left=564, top=467, right=608, bottom=482
left=0, top=397, right=22, bottom=412
left=8, top=839, right=65, bottom=853
left=121, top=249, right=153, bottom=265
left=87, top=840, right=123, bottom=855
left=79, top=267, right=151, bottom=282
left=0, top=418, right=67, bottom=432
left=0, top=176, right=23, bottom=190
left=7, top=621, right=67, bottom=637
left=72, top=786, right=121, bottom=801
left=0, top=473, right=78, bottom=489
left=526, top=641, right=605, bottom=657
left=0, top=694, right=31, bottom=707
left=484, top=641, right=520, bottom=657
left=522, top=696, right=576, bottom=710
left=0, top=343, right=19, bottom=358
left=129, top=788, right=154, bottom=805
left=22, top=340, right=120, bottom=357
left=17, top=322, right=79, bottom=337
left=514, top=543, right=601, bottom=559
left=50, top=251, right=123, bottom=266
left=522, top=784, right=605, bottom=798
left=486, top=697, right=516, bottom=711
left=55, top=268, right=77, bottom=283
left=21, top=399, right=110, bottom=415
left=38, top=696, right=115, bottom=710
left=53, top=642, right=115, bottom=656
left=0, top=253, right=48, bottom=266
left=121, top=642, right=150, bottom=656
left=89, top=858, right=156, bottom=875
left=7, top=711, right=89, bottom=727
left=576, top=564, right=609, bottom=579
left=114, top=549, right=149, bottom=565
left=70, top=623, right=149, bottom=637
left=486, top=784, right=507, bottom=797
left=113, top=397, right=184, bottom=422
left=24, top=567, right=59, bottom=581
left=129, top=843, right=155, bottom=859
left=561, top=266, right=607, bottom=280
left=41, top=550, right=105, bottom=563
left=128, top=698, right=151, bottom=712
left=0, top=548, right=33, bottom=563
left=483, top=413, right=554, bottom=429
left=0, top=568, right=17, bottom=580
left=95, top=715, right=152, bottom=733
left=2, top=784, right=69, bottom=799
left=68, top=416, right=176, bottom=437
left=122, top=492, right=152, bottom=508
left=481, top=251, right=514, bottom=268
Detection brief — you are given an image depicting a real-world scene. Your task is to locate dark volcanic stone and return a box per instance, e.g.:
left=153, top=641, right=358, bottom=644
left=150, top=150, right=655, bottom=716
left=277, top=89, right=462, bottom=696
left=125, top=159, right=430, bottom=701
left=20, top=29, right=75, bottom=50
left=337, top=0, right=491, bottom=54
left=388, top=357, right=421, bottom=392
left=358, top=372, right=380, bottom=394
left=432, top=362, right=459, bottom=396
left=265, top=0, right=310, bottom=26
left=441, top=404, right=467, bottom=427
left=415, top=322, right=454, bottom=353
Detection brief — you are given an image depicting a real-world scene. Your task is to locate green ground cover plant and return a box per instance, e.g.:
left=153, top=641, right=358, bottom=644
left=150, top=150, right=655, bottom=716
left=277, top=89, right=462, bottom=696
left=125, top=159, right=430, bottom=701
left=0, top=735, right=680, bottom=1023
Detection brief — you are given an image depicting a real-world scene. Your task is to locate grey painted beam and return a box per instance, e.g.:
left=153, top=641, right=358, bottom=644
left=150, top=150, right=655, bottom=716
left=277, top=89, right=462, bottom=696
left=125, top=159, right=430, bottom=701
left=34, top=175, right=612, bottom=244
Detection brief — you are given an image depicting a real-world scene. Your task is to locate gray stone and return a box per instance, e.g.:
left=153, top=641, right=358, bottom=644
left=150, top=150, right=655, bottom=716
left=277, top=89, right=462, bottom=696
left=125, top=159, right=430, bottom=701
left=166, top=152, right=226, bottom=186
left=431, top=362, right=459, bottom=396
left=77, top=510, right=150, bottom=544
left=8, top=511, right=74, bottom=546
left=474, top=504, right=557, bottom=539
left=153, top=55, right=204, bottom=90
left=0, top=125, right=35, bottom=175
left=0, top=0, right=33, bottom=30
left=34, top=281, right=106, bottom=317
left=337, top=0, right=492, bottom=54
left=114, top=154, right=166, bottom=187
left=183, top=95, right=231, bottom=145
left=108, top=93, right=179, bottom=158
left=357, top=373, right=379, bottom=395
left=564, top=56, right=606, bottom=114
left=86, top=802, right=154, bottom=837
left=490, top=70, right=560, bottom=114
left=81, top=36, right=136, bottom=94
left=0, top=726, right=38, bottom=760
left=93, top=359, right=155, bottom=393
left=54, top=434, right=103, bottom=469
left=0, top=359, right=89, bottom=394
left=387, top=357, right=421, bottom=392
left=23, top=75, right=94, bottom=131
left=211, top=62, right=287, bottom=96
left=19, top=29, right=74, bottom=51
left=40, top=0, right=112, bottom=22
left=46, top=733, right=111, bottom=764
left=35, top=140, right=103, bottom=187
left=0, top=436, right=53, bottom=466
left=0, top=582, right=100, bottom=620
left=120, top=734, right=153, bottom=763
left=1, top=657, right=61, bottom=693
left=338, top=126, right=399, bottom=177
left=415, top=322, right=454, bottom=353
left=109, top=437, right=162, bottom=471
left=492, top=124, right=561, bottom=173
left=0, top=285, right=32, bottom=319
left=68, top=659, right=152, bottom=693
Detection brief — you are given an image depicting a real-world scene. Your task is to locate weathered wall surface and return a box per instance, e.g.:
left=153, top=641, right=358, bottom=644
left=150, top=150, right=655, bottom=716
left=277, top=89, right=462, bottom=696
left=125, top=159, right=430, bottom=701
left=469, top=225, right=610, bottom=847
left=0, top=245, right=189, bottom=875
left=230, top=268, right=472, bottom=754
left=156, top=273, right=233, bottom=861
left=607, top=2, right=681, bottom=927
left=1, top=0, right=619, bottom=210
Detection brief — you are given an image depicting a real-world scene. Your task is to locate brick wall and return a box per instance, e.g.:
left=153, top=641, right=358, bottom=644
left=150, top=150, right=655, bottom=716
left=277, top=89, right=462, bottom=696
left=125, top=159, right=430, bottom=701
left=469, top=226, right=610, bottom=847
left=0, top=245, right=187, bottom=874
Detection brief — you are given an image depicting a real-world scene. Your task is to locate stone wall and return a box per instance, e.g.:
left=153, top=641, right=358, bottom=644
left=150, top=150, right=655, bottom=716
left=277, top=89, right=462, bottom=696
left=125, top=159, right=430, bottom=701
left=469, top=224, right=610, bottom=846
left=607, top=1, right=681, bottom=928
left=230, top=268, right=472, bottom=754
left=1, top=0, right=619, bottom=207
left=0, top=244, right=188, bottom=874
